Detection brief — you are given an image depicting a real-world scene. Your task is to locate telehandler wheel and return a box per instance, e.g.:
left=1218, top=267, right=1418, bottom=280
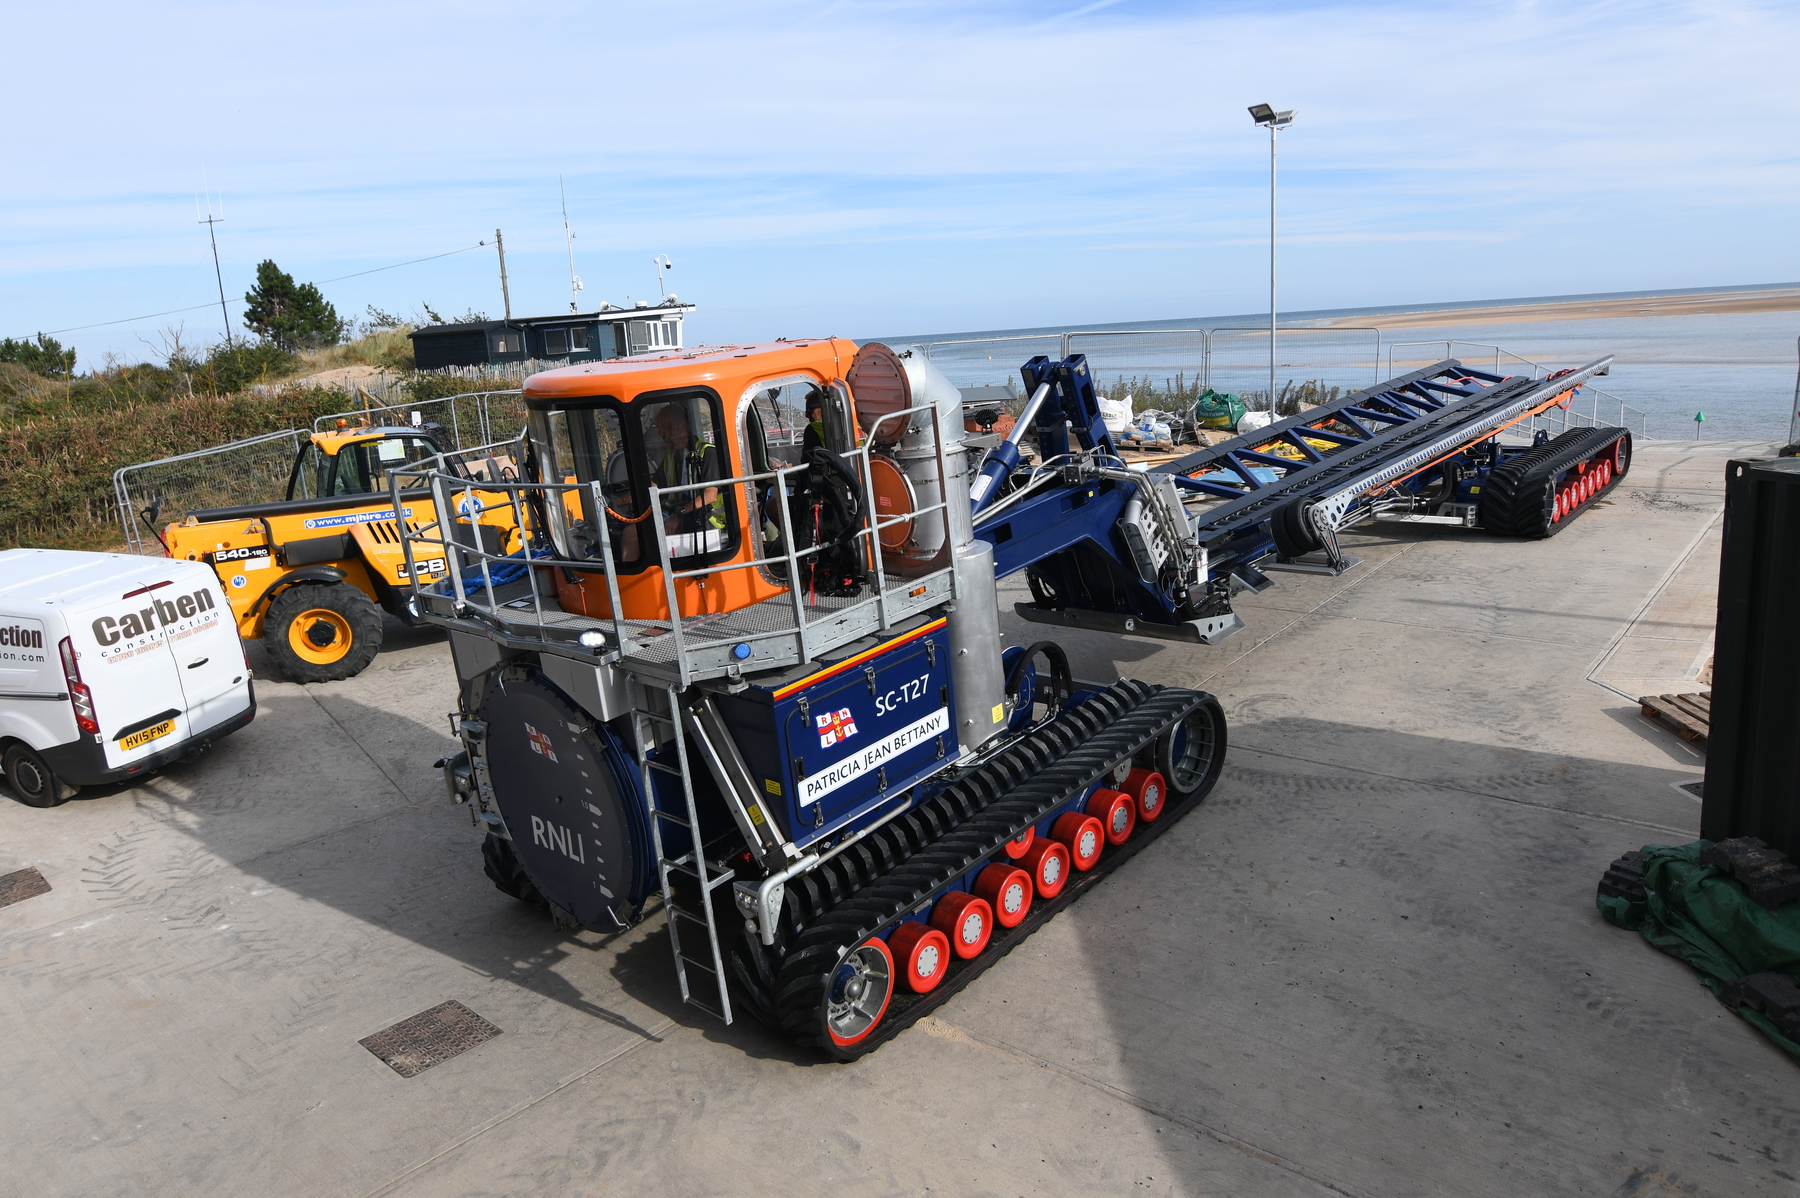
left=4, top=744, right=78, bottom=807
left=265, top=583, right=384, bottom=683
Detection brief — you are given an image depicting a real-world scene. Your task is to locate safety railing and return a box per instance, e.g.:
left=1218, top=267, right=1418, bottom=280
left=393, top=410, right=958, bottom=686
left=918, top=326, right=1380, bottom=402
left=1790, top=335, right=1799, bottom=446
left=1387, top=340, right=1647, bottom=439
left=313, top=388, right=525, bottom=451
left=646, top=398, right=957, bottom=686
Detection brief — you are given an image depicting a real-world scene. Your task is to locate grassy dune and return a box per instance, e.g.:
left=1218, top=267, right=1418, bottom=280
left=0, top=329, right=435, bottom=552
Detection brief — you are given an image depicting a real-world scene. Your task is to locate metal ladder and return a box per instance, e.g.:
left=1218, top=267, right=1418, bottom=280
left=629, top=682, right=735, bottom=1024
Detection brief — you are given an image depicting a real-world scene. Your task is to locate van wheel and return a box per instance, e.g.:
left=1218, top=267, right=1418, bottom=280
left=265, top=583, right=384, bottom=683
left=4, top=744, right=77, bottom=807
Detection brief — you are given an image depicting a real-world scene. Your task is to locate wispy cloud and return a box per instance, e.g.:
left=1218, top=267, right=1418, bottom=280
left=3, top=1, right=1798, bottom=357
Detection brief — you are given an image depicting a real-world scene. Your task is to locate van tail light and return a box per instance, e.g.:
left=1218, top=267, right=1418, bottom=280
left=59, top=637, right=100, bottom=736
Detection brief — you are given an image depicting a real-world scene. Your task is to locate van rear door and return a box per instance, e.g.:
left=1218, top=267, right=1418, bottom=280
left=71, top=579, right=197, bottom=770
left=160, top=568, right=250, bottom=732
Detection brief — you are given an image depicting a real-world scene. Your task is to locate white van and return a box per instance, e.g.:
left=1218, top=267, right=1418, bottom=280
left=0, top=549, right=256, bottom=807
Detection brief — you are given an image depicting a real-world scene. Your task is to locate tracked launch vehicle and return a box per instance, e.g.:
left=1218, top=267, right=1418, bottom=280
left=399, top=338, right=1623, bottom=1057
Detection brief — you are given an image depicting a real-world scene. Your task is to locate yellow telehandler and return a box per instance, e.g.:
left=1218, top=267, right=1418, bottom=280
left=146, top=423, right=519, bottom=682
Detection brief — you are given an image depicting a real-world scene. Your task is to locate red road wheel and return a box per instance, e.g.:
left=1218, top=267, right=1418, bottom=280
left=1003, top=826, right=1035, bottom=860
left=1052, top=812, right=1105, bottom=871
left=1123, top=767, right=1166, bottom=823
left=930, top=892, right=993, bottom=959
left=1601, top=459, right=1612, bottom=485
left=1550, top=489, right=1562, bottom=523
left=974, top=864, right=1032, bottom=928
left=888, top=922, right=951, bottom=993
left=1019, top=839, right=1071, bottom=899
left=1086, top=788, right=1137, bottom=846
left=825, top=937, right=895, bottom=1048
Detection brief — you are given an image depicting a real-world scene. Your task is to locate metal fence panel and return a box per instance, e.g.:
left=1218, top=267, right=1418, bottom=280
left=113, top=429, right=308, bottom=555
left=312, top=390, right=526, bottom=453
left=1207, top=327, right=1381, bottom=410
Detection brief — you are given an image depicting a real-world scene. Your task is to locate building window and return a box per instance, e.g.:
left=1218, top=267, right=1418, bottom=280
left=626, top=319, right=681, bottom=355
left=494, top=334, right=518, bottom=354
left=544, top=328, right=571, bottom=356
left=571, top=326, right=589, bottom=352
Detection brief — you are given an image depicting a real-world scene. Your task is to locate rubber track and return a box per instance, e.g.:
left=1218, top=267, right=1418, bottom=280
left=1478, top=427, right=1628, bottom=539
left=729, top=679, right=1213, bottom=1059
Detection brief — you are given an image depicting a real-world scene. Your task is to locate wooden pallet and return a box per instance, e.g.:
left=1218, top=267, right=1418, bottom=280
left=1640, top=691, right=1711, bottom=742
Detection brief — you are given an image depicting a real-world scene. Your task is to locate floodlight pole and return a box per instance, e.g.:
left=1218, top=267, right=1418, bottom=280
left=1268, top=119, right=1278, bottom=412
left=1249, top=104, right=1296, bottom=413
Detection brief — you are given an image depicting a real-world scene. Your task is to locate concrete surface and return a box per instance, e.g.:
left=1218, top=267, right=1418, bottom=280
left=2, top=440, right=1792, bottom=1198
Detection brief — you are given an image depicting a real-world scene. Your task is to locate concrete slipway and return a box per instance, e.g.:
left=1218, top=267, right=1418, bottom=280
left=2, top=441, right=1790, bottom=1198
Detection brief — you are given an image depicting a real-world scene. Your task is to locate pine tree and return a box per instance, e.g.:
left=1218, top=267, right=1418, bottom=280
left=242, top=260, right=342, bottom=351
left=0, top=333, right=77, bottom=377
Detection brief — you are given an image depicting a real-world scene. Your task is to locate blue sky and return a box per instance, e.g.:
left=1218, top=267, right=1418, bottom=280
left=3, top=0, right=1796, bottom=366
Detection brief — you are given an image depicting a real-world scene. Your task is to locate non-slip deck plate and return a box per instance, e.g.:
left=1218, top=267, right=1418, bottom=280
left=359, top=1000, right=501, bottom=1078
left=0, top=867, right=51, bottom=909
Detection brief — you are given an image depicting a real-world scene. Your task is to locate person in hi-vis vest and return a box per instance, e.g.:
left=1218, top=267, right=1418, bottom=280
left=653, top=404, right=726, bottom=557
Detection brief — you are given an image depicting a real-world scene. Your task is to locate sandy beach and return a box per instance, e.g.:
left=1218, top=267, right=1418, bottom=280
left=1317, top=287, right=1800, bottom=329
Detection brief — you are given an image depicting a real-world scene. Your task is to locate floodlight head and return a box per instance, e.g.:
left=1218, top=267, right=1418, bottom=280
left=1272, top=108, right=1298, bottom=127
left=1248, top=103, right=1275, bottom=124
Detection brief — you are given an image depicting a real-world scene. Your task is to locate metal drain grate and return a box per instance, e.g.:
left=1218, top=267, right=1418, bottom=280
left=0, top=867, right=51, bottom=909
left=1672, top=779, right=1704, bottom=800
left=359, top=1000, right=501, bottom=1078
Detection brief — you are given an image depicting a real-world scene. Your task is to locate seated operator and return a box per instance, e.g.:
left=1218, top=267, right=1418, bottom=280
left=802, top=393, right=827, bottom=457
left=652, top=404, right=727, bottom=556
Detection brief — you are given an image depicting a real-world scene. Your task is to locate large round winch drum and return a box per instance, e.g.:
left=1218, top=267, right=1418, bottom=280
left=477, top=668, right=648, bottom=931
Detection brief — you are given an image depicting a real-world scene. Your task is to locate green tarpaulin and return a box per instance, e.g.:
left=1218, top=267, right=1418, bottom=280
left=1599, top=841, right=1800, bottom=1061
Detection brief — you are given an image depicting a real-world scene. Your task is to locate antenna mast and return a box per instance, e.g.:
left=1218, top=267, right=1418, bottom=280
left=494, top=228, right=513, bottom=321
left=560, top=177, right=583, bottom=314
left=199, top=179, right=232, bottom=346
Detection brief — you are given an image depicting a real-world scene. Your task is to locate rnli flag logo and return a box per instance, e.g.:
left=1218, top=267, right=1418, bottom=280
left=525, top=722, right=558, bottom=763
left=816, top=707, right=858, bottom=749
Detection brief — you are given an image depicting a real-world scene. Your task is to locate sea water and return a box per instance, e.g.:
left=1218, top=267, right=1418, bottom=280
left=888, top=291, right=1800, bottom=443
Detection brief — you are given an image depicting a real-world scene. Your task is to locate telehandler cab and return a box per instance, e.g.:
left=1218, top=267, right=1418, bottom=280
left=155, top=424, right=520, bottom=683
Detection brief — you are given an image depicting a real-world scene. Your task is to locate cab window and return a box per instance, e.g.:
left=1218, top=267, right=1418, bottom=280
left=530, top=404, right=639, bottom=566
left=739, top=378, right=827, bottom=575
left=327, top=436, right=443, bottom=495
left=640, top=393, right=737, bottom=562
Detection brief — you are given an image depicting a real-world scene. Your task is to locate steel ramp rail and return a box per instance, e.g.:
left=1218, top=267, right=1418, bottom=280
left=1154, top=357, right=1614, bottom=548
